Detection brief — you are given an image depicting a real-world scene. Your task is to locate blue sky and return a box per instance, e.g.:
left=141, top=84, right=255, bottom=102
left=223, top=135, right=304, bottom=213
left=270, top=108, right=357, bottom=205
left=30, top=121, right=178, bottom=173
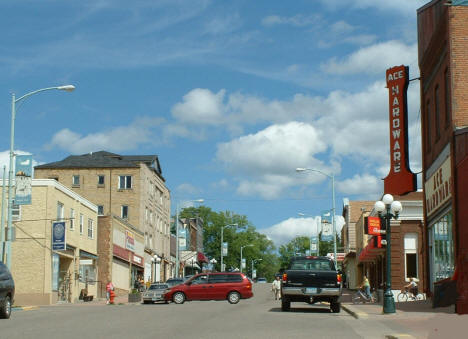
left=0, top=0, right=427, bottom=246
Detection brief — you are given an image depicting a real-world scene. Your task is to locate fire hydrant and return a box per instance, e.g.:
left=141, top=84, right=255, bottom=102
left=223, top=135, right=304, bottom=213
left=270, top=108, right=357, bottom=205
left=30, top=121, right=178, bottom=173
left=109, top=290, right=115, bottom=305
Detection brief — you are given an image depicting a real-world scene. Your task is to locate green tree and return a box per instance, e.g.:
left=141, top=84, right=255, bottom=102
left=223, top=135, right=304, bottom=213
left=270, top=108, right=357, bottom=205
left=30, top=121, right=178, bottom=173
left=278, top=236, right=310, bottom=269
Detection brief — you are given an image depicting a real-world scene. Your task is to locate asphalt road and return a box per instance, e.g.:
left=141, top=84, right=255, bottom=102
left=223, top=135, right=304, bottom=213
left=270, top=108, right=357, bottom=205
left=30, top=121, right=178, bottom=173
left=2, top=284, right=401, bottom=339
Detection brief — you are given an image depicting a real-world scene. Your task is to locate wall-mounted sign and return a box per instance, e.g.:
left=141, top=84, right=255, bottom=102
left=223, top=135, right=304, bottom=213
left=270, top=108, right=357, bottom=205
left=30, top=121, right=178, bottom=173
left=125, top=230, right=135, bottom=252
left=425, top=156, right=452, bottom=217
left=15, top=155, right=33, bottom=205
left=364, top=216, right=382, bottom=235
left=52, top=221, right=66, bottom=250
left=384, top=65, right=417, bottom=195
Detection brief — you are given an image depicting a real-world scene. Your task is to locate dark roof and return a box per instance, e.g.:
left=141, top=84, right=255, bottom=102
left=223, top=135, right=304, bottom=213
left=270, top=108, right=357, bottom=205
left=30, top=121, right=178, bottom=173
left=35, top=151, right=163, bottom=178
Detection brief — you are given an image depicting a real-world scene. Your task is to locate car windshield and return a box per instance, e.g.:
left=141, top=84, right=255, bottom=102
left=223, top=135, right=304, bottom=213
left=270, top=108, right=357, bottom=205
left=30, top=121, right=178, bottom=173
left=289, top=259, right=334, bottom=271
left=149, top=284, right=168, bottom=290
left=166, top=279, right=183, bottom=287
left=258, top=278, right=266, bottom=282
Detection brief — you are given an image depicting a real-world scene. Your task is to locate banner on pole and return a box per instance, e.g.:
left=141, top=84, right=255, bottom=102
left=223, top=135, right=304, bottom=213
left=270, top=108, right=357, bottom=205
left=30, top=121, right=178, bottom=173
left=222, top=242, right=228, bottom=256
left=321, top=210, right=333, bottom=241
left=15, top=155, right=33, bottom=205
left=52, top=221, right=66, bottom=250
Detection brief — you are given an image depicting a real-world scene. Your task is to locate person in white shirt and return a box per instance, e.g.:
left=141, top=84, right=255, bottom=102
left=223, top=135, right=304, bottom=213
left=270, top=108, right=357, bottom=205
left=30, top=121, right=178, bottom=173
left=271, top=276, right=282, bottom=300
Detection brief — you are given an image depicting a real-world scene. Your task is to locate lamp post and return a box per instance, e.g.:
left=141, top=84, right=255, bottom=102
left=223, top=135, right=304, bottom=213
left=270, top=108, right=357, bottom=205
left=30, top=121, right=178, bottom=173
left=240, top=244, right=253, bottom=273
left=374, top=193, right=402, bottom=314
left=5, top=85, right=75, bottom=269
left=221, top=223, right=237, bottom=272
left=175, top=199, right=204, bottom=278
left=151, top=255, right=161, bottom=283
left=251, top=258, right=262, bottom=279
left=210, top=258, right=217, bottom=272
left=296, top=168, right=336, bottom=263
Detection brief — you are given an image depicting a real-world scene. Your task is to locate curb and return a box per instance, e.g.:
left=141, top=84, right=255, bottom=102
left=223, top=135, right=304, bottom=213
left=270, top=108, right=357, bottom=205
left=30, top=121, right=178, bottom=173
left=12, top=306, right=39, bottom=312
left=342, top=304, right=359, bottom=319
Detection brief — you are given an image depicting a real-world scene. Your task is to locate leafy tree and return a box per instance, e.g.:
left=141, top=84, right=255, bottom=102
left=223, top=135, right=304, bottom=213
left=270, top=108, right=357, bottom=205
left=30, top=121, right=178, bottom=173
left=278, top=236, right=310, bottom=269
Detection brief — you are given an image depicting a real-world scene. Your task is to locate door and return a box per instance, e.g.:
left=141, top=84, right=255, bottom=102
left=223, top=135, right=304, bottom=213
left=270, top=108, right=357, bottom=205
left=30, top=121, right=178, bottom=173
left=185, top=274, right=209, bottom=300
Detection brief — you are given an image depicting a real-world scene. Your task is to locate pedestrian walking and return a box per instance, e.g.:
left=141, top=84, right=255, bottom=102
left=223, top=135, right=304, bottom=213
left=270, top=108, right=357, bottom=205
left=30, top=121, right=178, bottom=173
left=106, top=280, right=114, bottom=304
left=360, top=275, right=373, bottom=301
left=271, top=276, right=281, bottom=300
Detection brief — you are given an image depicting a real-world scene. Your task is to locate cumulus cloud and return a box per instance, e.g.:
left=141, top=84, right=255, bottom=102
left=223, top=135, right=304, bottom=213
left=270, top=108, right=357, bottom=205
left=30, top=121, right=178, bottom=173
left=337, top=174, right=383, bottom=197
left=321, top=40, right=417, bottom=75
left=172, top=88, right=226, bottom=125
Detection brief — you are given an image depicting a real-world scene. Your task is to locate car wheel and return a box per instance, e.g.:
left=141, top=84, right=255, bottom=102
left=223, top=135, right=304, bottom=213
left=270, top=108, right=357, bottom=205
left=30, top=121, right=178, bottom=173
left=330, top=301, right=341, bottom=313
left=281, top=297, right=290, bottom=312
left=143, top=300, right=151, bottom=304
left=173, top=292, right=186, bottom=304
left=227, top=291, right=240, bottom=304
left=0, top=295, right=11, bottom=319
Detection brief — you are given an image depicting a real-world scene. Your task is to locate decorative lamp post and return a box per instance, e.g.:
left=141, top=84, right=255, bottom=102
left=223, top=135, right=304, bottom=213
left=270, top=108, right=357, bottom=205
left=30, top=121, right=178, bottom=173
left=210, top=258, right=217, bottom=272
left=240, top=244, right=253, bottom=273
left=221, top=223, right=237, bottom=272
left=374, top=193, right=402, bottom=314
left=6, top=85, right=75, bottom=269
left=296, top=168, right=336, bottom=264
left=151, top=255, right=161, bottom=283
left=251, top=258, right=262, bottom=279
left=175, top=199, right=204, bottom=277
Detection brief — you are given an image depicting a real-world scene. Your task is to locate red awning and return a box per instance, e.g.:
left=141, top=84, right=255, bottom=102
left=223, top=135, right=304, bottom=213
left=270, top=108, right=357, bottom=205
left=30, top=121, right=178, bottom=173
left=197, top=252, right=209, bottom=263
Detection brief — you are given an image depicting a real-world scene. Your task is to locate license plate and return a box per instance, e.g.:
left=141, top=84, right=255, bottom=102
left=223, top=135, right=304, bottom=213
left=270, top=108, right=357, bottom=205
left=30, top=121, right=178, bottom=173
left=305, top=288, right=317, bottom=294
left=152, top=295, right=162, bottom=300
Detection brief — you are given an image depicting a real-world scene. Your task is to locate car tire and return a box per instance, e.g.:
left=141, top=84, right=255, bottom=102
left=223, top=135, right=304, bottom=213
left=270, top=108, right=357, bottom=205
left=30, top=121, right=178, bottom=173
left=330, top=301, right=341, bottom=313
left=143, top=300, right=151, bottom=304
left=281, top=297, right=290, bottom=312
left=173, top=292, right=186, bottom=304
left=227, top=291, right=240, bottom=304
left=0, top=295, right=11, bottom=319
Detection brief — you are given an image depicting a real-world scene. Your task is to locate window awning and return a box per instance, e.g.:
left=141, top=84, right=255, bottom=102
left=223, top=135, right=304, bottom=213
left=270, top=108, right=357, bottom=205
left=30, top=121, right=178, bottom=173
left=197, top=252, right=209, bottom=263
left=80, top=250, right=98, bottom=260
left=358, top=236, right=385, bottom=262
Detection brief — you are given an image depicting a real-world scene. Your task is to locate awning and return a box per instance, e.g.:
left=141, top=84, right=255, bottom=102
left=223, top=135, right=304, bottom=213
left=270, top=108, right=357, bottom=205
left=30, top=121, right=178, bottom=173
left=80, top=250, right=98, bottom=260
left=358, top=236, right=384, bottom=262
left=197, top=252, right=209, bottom=263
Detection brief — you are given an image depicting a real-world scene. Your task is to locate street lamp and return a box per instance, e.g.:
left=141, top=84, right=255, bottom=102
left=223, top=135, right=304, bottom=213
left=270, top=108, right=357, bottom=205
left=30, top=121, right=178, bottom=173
left=296, top=168, right=336, bottom=264
left=175, top=199, right=204, bottom=277
left=221, top=223, right=238, bottom=272
left=151, top=255, right=161, bottom=283
left=210, top=258, right=217, bottom=272
left=251, top=258, right=262, bottom=279
left=374, top=193, right=402, bottom=314
left=5, top=85, right=75, bottom=269
left=240, top=244, right=253, bottom=273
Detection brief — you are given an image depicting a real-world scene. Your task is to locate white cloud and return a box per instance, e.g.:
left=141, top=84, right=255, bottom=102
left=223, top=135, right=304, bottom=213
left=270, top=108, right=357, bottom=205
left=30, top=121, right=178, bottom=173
left=175, top=183, right=201, bottom=196
left=46, top=117, right=163, bottom=154
left=261, top=14, right=320, bottom=27
left=172, top=88, right=226, bottom=125
left=321, top=40, right=417, bottom=75
left=337, top=174, right=382, bottom=197
left=320, top=0, right=427, bottom=14
left=0, top=150, right=41, bottom=179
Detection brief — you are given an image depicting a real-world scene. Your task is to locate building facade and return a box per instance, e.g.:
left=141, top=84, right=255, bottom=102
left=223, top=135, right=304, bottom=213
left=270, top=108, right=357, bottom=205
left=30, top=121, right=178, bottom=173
left=34, top=151, right=171, bottom=286
left=417, top=0, right=468, bottom=313
left=3, top=179, right=98, bottom=305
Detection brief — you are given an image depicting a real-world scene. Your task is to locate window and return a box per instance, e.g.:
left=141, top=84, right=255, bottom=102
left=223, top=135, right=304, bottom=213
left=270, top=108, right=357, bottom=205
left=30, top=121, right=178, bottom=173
left=57, top=202, right=64, bottom=221
left=79, top=263, right=96, bottom=285
left=404, top=233, right=418, bottom=280
left=80, top=214, right=84, bottom=234
left=12, top=204, right=21, bottom=221
left=121, top=205, right=128, bottom=219
left=72, top=175, right=80, bottom=186
left=98, top=175, right=105, bottom=186
left=97, top=205, right=104, bottom=216
left=118, top=175, right=132, bottom=189
left=435, top=85, right=441, bottom=140
left=70, top=208, right=75, bottom=230
left=431, top=212, right=454, bottom=282
left=426, top=100, right=431, bottom=152
left=88, top=219, right=94, bottom=239
left=444, top=68, right=450, bottom=128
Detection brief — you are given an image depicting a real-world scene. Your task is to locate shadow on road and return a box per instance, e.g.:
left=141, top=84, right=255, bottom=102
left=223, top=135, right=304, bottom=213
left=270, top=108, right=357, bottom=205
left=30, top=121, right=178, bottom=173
left=269, top=307, right=331, bottom=313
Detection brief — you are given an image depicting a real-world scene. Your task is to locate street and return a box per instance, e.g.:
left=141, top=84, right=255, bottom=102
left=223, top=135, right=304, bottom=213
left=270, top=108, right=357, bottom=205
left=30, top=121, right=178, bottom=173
left=1, top=285, right=424, bottom=339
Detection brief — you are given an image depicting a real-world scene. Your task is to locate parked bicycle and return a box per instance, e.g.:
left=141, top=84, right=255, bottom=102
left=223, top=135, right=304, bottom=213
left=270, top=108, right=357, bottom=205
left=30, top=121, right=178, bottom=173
left=352, top=288, right=377, bottom=304
left=397, top=288, right=424, bottom=302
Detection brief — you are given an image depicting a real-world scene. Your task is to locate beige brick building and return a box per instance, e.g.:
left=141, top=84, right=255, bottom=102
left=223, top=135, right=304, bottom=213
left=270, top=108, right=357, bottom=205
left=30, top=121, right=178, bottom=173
left=34, top=151, right=171, bottom=285
left=2, top=179, right=99, bottom=305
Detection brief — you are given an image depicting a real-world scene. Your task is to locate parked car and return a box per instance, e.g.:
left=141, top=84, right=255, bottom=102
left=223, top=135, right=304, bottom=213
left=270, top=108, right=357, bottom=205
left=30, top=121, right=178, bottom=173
left=142, top=283, right=169, bottom=304
left=163, top=272, right=253, bottom=305
left=0, top=262, right=15, bottom=319
left=257, top=277, right=267, bottom=283
left=165, top=278, right=184, bottom=287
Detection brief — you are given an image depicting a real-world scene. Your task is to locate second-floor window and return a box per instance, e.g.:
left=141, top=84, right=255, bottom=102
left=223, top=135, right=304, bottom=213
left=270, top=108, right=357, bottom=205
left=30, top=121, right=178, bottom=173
left=98, top=175, right=105, bottom=186
left=57, top=202, right=64, bottom=221
left=70, top=208, right=75, bottom=230
left=118, top=175, right=132, bottom=189
left=80, top=214, right=84, bottom=234
left=121, top=205, right=128, bottom=219
left=98, top=205, right=104, bottom=216
left=72, top=175, right=80, bottom=186
left=88, top=219, right=94, bottom=239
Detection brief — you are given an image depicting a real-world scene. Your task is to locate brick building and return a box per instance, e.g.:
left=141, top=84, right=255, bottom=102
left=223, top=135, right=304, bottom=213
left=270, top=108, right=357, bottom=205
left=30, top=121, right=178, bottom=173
left=417, top=0, right=468, bottom=313
left=34, top=151, right=171, bottom=286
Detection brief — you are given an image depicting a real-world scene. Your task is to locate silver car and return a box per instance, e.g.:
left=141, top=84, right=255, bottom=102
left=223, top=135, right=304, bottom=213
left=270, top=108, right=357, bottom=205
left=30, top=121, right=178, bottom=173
left=142, top=283, right=169, bottom=304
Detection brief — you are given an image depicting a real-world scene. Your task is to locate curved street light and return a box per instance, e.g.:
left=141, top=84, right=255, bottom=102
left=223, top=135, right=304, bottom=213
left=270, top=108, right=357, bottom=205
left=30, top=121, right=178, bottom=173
left=240, top=244, right=253, bottom=273
left=151, top=255, right=161, bottom=282
left=374, top=193, right=402, bottom=314
left=4, top=85, right=75, bottom=268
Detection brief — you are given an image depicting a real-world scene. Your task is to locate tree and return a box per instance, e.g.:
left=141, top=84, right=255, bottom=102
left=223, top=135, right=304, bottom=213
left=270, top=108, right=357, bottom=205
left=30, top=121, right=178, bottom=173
left=278, top=236, right=310, bottom=269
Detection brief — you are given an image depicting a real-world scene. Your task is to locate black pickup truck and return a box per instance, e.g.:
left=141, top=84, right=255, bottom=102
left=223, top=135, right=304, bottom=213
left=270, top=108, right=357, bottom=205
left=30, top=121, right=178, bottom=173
left=280, top=256, right=341, bottom=313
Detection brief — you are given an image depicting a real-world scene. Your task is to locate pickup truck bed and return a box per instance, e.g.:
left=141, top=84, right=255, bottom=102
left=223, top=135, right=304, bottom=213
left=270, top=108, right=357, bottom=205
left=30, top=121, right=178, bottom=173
left=281, top=256, right=341, bottom=313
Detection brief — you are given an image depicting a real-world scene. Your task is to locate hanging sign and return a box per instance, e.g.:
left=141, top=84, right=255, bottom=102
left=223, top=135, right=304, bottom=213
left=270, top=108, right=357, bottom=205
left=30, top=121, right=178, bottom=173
left=321, top=211, right=333, bottom=241
left=222, top=242, right=228, bottom=256
left=52, top=221, right=66, bottom=250
left=384, top=65, right=417, bottom=195
left=15, top=155, right=33, bottom=205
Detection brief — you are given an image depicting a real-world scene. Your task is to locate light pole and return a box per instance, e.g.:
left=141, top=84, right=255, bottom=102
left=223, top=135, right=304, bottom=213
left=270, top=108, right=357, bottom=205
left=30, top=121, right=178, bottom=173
left=151, top=255, right=161, bottom=283
left=210, top=258, right=217, bottom=272
left=221, top=223, right=237, bottom=272
left=374, top=193, right=402, bottom=314
left=175, top=199, right=204, bottom=278
left=5, top=85, right=75, bottom=269
left=251, top=258, right=262, bottom=279
left=296, top=168, right=336, bottom=264
left=240, top=244, right=253, bottom=273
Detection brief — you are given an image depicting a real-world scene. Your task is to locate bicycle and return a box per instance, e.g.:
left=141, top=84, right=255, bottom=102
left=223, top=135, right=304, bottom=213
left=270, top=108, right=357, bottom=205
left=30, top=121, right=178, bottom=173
left=352, top=288, right=377, bottom=304
left=397, top=288, right=424, bottom=302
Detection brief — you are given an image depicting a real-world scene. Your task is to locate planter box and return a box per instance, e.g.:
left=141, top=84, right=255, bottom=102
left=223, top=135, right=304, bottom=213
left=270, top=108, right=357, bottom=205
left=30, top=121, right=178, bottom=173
left=128, top=292, right=141, bottom=303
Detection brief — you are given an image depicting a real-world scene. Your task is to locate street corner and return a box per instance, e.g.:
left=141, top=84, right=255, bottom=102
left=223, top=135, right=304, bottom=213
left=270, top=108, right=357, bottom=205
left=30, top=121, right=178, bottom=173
left=342, top=303, right=368, bottom=319
left=12, top=305, right=39, bottom=312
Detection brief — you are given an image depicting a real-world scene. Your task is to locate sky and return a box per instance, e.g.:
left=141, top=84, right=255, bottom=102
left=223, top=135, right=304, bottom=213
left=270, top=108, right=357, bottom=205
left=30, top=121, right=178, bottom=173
left=0, top=0, right=428, bottom=247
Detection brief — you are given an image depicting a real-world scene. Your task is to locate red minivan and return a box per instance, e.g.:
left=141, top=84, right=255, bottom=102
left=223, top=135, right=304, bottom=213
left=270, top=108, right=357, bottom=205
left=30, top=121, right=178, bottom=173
left=163, top=272, right=253, bottom=304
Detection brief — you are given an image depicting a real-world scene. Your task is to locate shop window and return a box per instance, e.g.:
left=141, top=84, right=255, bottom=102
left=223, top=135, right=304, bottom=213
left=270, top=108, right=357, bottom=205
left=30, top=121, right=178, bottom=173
left=79, top=263, right=96, bottom=285
left=431, top=212, right=454, bottom=282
